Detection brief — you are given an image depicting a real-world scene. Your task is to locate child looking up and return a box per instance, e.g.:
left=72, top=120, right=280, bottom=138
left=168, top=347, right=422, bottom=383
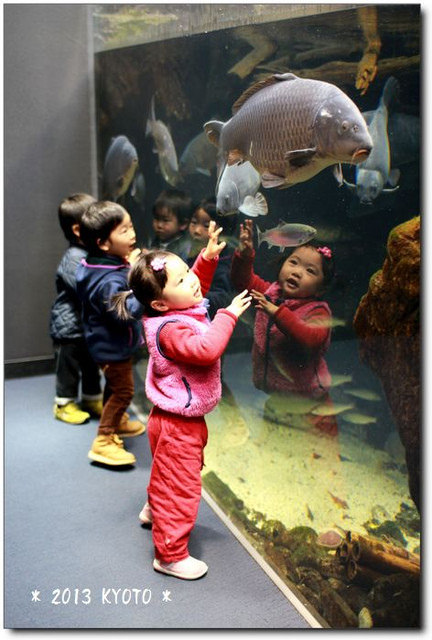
left=147, top=188, right=193, bottom=261
left=112, top=222, right=251, bottom=580
left=187, top=196, right=236, bottom=318
left=76, top=201, right=146, bottom=466
left=231, top=219, right=336, bottom=432
left=50, top=193, right=102, bottom=424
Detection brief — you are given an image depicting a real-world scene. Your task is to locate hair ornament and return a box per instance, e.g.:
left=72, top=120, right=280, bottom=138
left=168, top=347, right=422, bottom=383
left=317, top=246, right=332, bottom=259
left=150, top=257, right=166, bottom=272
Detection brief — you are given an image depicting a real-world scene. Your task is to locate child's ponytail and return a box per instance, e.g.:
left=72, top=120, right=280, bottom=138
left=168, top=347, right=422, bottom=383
left=110, top=290, right=135, bottom=321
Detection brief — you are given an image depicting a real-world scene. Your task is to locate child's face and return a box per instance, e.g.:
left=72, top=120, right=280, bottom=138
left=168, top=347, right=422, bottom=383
left=153, top=206, right=186, bottom=242
left=157, top=254, right=203, bottom=311
left=188, top=208, right=215, bottom=245
left=279, top=246, right=324, bottom=299
left=99, top=212, right=136, bottom=260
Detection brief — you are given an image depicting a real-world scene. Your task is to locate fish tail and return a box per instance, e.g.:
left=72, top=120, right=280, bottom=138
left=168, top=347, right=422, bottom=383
left=381, top=76, right=400, bottom=109
left=256, top=224, right=263, bottom=247
left=146, top=95, right=156, bottom=135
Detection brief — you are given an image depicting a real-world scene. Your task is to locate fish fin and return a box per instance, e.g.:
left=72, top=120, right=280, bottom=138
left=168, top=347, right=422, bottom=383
left=333, top=163, right=344, bottom=187
left=256, top=224, right=262, bottom=247
left=146, top=96, right=156, bottom=136
left=285, top=148, right=317, bottom=167
left=196, top=167, right=212, bottom=177
left=227, top=149, right=244, bottom=166
left=238, top=193, right=268, bottom=217
left=232, top=73, right=299, bottom=114
left=343, top=179, right=357, bottom=191
left=381, top=76, right=400, bottom=109
left=388, top=168, right=400, bottom=187
left=382, top=185, right=400, bottom=193
left=261, top=172, right=286, bottom=188
left=203, top=120, right=224, bottom=147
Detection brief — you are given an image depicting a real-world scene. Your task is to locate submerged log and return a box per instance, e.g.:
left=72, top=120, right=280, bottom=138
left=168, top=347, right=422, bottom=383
left=347, top=532, right=420, bottom=577
left=254, top=55, right=420, bottom=87
left=229, top=26, right=277, bottom=79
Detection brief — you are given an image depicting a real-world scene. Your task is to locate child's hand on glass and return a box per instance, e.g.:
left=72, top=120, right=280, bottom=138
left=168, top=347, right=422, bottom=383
left=239, top=219, right=254, bottom=255
left=203, top=220, right=226, bottom=260
left=225, top=289, right=252, bottom=318
left=251, top=289, right=278, bottom=316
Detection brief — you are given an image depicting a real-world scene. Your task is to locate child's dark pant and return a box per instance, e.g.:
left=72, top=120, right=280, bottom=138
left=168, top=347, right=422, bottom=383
left=146, top=406, right=208, bottom=563
left=98, top=358, right=134, bottom=435
left=54, top=338, right=101, bottom=400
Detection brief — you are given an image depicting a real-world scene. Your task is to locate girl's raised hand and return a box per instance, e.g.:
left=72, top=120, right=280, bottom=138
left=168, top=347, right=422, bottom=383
left=203, top=220, right=226, bottom=260
left=251, top=289, right=278, bottom=316
left=225, top=289, right=252, bottom=318
left=239, top=219, right=254, bottom=255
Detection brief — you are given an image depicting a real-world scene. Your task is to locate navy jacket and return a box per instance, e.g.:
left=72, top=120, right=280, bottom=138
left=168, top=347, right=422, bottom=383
left=50, top=245, right=87, bottom=341
left=76, top=254, right=144, bottom=363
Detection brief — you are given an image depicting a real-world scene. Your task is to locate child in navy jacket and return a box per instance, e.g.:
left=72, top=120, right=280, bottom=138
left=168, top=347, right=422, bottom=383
left=76, top=201, right=145, bottom=466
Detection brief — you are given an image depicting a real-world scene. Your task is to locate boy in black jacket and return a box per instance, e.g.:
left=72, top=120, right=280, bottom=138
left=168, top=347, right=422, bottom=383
left=50, top=193, right=102, bottom=424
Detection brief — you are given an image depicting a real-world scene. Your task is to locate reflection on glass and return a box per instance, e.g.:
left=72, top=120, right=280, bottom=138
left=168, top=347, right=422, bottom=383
left=94, top=3, right=420, bottom=628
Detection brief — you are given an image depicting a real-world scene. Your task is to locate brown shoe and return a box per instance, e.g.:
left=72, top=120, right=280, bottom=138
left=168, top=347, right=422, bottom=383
left=117, top=412, right=146, bottom=438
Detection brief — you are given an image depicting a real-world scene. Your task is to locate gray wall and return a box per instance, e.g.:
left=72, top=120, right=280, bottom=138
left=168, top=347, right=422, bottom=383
left=4, top=4, right=96, bottom=370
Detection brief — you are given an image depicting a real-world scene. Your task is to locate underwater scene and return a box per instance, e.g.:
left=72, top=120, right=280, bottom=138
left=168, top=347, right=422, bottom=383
left=92, top=4, right=421, bottom=629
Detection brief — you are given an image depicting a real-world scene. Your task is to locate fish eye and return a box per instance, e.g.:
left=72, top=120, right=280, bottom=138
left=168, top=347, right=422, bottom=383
left=352, top=124, right=359, bottom=133
left=341, top=121, right=349, bottom=132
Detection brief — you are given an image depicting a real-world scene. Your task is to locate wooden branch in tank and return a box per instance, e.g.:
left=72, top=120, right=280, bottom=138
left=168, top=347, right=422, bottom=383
left=229, top=26, right=277, bottom=79
left=355, top=5, right=382, bottom=95
left=254, top=55, right=420, bottom=87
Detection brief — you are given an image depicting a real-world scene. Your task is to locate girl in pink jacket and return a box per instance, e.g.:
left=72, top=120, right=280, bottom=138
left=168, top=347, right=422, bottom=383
left=112, top=222, right=251, bottom=580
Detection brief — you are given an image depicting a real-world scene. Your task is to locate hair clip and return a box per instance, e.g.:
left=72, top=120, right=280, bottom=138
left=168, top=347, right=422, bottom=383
left=150, top=256, right=166, bottom=271
left=317, top=246, right=332, bottom=259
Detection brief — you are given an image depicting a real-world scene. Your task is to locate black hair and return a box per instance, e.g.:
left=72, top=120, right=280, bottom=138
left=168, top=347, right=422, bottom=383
left=110, top=250, right=171, bottom=320
left=277, top=241, right=335, bottom=290
left=194, top=196, right=238, bottom=235
left=79, top=200, right=127, bottom=254
left=152, top=189, right=194, bottom=225
left=58, top=193, right=96, bottom=244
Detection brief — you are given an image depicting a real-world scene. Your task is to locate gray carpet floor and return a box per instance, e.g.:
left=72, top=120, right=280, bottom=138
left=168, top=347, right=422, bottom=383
left=4, top=374, right=311, bottom=629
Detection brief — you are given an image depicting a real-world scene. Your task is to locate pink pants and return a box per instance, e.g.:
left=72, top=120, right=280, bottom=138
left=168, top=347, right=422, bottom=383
left=146, top=406, right=208, bottom=563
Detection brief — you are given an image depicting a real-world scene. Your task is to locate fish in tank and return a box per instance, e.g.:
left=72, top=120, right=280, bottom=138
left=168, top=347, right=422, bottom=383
left=92, top=3, right=420, bottom=629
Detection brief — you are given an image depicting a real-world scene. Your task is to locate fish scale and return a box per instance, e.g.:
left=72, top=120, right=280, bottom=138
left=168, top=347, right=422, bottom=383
left=206, top=73, right=372, bottom=188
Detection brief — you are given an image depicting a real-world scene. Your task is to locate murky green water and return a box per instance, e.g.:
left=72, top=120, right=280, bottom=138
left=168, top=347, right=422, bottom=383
left=95, top=4, right=420, bottom=628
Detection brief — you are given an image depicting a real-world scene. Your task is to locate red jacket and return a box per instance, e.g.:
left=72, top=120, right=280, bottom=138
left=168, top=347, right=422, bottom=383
left=231, top=249, right=332, bottom=396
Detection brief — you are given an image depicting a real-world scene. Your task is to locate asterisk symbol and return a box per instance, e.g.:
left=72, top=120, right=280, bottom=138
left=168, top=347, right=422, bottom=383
left=31, top=590, right=41, bottom=602
left=162, top=590, right=171, bottom=602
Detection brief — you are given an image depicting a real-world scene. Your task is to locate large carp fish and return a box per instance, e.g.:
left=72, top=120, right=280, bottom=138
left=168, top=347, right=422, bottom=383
left=204, top=73, right=373, bottom=189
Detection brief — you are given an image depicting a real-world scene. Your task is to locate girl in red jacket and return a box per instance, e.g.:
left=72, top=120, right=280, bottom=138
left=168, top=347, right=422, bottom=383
left=112, top=222, right=251, bottom=580
left=231, top=219, right=337, bottom=434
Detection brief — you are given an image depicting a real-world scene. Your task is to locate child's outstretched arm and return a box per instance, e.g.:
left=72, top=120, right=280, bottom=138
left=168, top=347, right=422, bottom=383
left=231, top=219, right=270, bottom=294
left=192, top=220, right=226, bottom=295
left=158, top=290, right=252, bottom=366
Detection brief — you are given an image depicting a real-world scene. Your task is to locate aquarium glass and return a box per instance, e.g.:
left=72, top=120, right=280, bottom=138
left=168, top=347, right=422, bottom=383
left=92, top=3, right=421, bottom=629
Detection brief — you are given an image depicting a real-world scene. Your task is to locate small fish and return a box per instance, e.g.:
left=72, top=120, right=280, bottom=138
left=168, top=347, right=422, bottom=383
left=338, top=454, right=352, bottom=462
left=216, top=161, right=268, bottom=217
left=328, top=491, right=349, bottom=509
left=256, top=222, right=316, bottom=251
left=330, top=374, right=353, bottom=387
left=311, top=402, right=354, bottom=417
left=204, top=72, right=372, bottom=189
left=312, top=452, right=322, bottom=459
left=344, top=388, right=381, bottom=401
left=306, top=504, right=314, bottom=521
left=342, top=412, right=377, bottom=425
left=178, top=130, right=218, bottom=178
left=146, top=96, right=179, bottom=186
left=341, top=77, right=401, bottom=204
left=102, top=135, right=139, bottom=201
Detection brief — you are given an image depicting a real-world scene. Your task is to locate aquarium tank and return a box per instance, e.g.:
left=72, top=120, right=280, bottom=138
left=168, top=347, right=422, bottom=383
left=91, top=4, right=421, bottom=629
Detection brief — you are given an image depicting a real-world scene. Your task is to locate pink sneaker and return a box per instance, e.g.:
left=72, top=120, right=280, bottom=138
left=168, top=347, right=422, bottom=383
left=138, top=502, right=152, bottom=525
left=153, top=555, right=208, bottom=580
